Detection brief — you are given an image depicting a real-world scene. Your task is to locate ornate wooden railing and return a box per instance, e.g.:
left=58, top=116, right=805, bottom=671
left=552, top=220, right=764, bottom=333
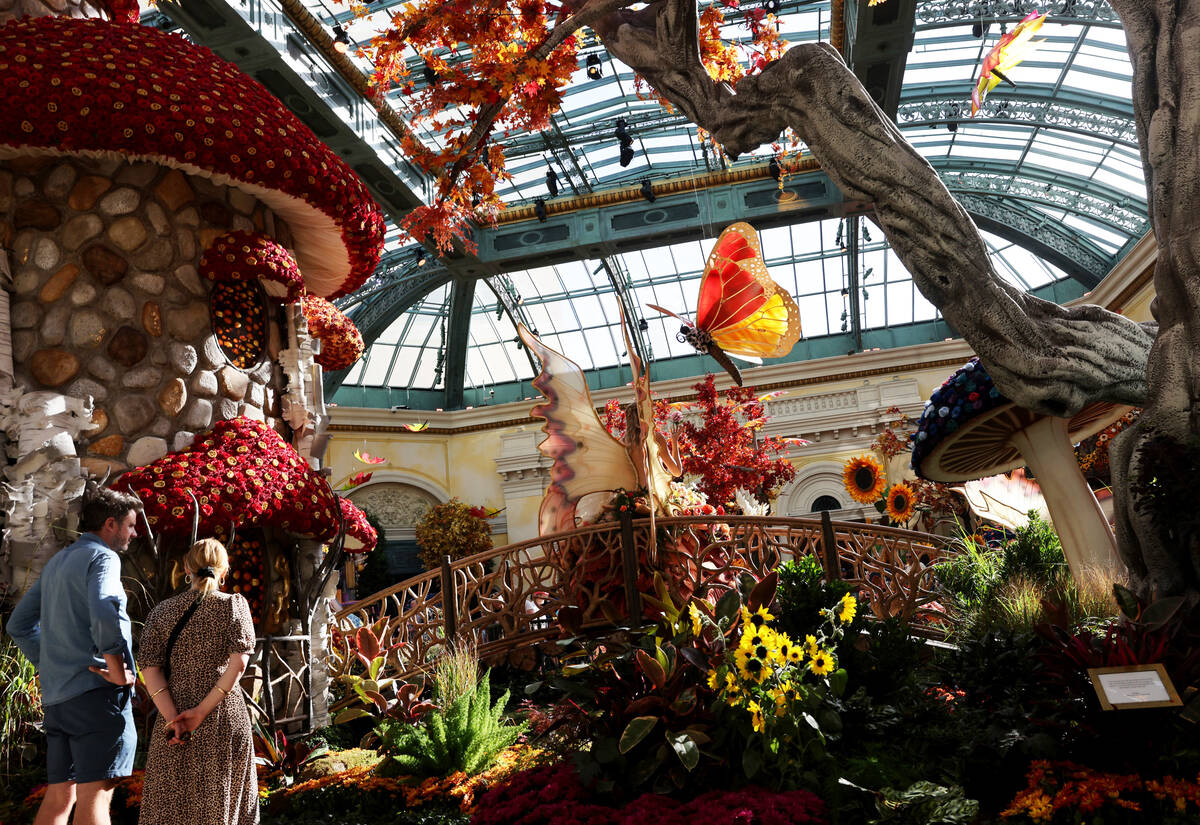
left=333, top=514, right=955, bottom=681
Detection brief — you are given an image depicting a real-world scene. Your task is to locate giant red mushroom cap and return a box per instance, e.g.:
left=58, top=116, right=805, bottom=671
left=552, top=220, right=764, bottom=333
left=112, top=416, right=372, bottom=551
left=0, top=17, right=385, bottom=298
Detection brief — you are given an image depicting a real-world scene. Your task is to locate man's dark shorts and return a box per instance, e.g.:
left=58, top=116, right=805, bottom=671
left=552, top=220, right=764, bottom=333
left=43, top=685, right=136, bottom=784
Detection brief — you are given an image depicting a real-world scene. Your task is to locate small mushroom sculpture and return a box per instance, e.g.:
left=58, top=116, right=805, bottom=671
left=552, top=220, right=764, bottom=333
left=912, top=358, right=1129, bottom=581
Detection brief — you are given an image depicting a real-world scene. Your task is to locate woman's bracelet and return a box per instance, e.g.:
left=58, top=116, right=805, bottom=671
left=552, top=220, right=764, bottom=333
left=150, top=686, right=168, bottom=699
left=214, top=684, right=230, bottom=697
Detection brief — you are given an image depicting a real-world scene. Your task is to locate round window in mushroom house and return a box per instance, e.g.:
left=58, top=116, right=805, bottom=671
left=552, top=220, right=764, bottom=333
left=211, top=279, right=268, bottom=368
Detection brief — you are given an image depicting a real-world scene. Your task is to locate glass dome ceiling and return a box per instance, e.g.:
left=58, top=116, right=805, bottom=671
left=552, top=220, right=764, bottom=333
left=154, top=0, right=1149, bottom=410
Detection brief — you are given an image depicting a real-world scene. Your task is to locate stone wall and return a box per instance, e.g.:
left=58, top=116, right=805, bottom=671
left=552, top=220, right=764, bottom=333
left=1, top=155, right=286, bottom=478
left=0, top=0, right=104, bottom=27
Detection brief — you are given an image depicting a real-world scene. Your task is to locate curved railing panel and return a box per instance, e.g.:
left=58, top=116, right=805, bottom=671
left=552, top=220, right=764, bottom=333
left=334, top=517, right=955, bottom=681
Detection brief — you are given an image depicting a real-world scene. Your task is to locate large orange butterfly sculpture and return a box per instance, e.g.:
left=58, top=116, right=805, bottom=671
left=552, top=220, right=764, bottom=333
left=648, top=222, right=801, bottom=385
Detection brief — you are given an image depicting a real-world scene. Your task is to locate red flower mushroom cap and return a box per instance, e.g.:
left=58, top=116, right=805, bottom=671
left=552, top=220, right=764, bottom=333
left=302, top=295, right=365, bottom=371
left=0, top=18, right=385, bottom=298
left=114, top=417, right=345, bottom=542
left=340, top=497, right=378, bottom=553
left=201, top=231, right=304, bottom=303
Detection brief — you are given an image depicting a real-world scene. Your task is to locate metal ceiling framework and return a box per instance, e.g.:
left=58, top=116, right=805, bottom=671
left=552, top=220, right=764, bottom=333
left=156, top=0, right=1151, bottom=410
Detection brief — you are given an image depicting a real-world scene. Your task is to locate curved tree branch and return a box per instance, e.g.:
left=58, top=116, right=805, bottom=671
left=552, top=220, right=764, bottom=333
left=595, top=0, right=1154, bottom=417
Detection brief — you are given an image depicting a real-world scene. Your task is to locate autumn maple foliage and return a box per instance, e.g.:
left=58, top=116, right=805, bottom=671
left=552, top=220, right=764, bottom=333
left=343, top=0, right=786, bottom=252
left=604, top=375, right=795, bottom=509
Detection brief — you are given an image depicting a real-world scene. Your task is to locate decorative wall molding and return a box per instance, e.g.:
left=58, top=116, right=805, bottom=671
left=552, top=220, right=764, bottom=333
left=494, top=429, right=552, bottom=499
left=345, top=479, right=442, bottom=530
left=779, top=460, right=877, bottom=522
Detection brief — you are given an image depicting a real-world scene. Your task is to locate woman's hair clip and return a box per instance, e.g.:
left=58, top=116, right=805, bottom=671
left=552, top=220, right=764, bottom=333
left=197, top=566, right=217, bottom=579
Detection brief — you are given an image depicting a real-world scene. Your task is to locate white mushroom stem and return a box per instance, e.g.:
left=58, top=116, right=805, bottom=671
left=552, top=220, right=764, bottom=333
left=1008, top=416, right=1125, bottom=583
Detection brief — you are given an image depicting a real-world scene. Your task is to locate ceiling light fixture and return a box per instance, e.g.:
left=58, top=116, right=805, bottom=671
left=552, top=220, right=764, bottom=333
left=332, top=25, right=351, bottom=53
left=546, top=167, right=559, bottom=197
left=765, top=0, right=781, bottom=13
left=423, top=65, right=438, bottom=86
left=768, top=157, right=782, bottom=181
left=640, top=178, right=655, bottom=203
left=637, top=318, right=649, bottom=331
left=534, top=198, right=548, bottom=222
left=616, top=117, right=635, bottom=167
left=586, top=53, right=603, bottom=80
left=415, top=248, right=426, bottom=266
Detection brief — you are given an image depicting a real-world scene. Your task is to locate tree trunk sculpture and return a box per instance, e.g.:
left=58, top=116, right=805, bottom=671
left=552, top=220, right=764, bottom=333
left=577, top=0, right=1192, bottom=597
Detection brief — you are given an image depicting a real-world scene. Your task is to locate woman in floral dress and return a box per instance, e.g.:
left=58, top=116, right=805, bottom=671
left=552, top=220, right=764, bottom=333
left=137, top=538, right=258, bottom=824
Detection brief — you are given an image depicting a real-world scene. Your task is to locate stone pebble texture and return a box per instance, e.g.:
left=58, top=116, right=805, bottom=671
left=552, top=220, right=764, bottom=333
left=1, top=156, right=291, bottom=478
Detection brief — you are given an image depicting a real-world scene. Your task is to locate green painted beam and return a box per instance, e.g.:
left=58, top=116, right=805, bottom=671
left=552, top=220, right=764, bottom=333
left=441, top=279, right=477, bottom=409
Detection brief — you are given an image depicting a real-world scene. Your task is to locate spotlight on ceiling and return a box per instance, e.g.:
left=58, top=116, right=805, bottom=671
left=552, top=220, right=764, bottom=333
left=332, top=24, right=351, bottom=53
left=947, top=120, right=958, bottom=133
left=423, top=65, right=438, bottom=86
left=640, top=178, right=655, bottom=203
left=765, top=0, right=781, bottom=13
left=616, top=117, right=635, bottom=167
left=546, top=167, right=559, bottom=198
left=637, top=318, right=649, bottom=332
left=768, top=157, right=782, bottom=181
left=971, top=20, right=990, bottom=37
left=415, top=248, right=426, bottom=267
left=534, top=198, right=548, bottom=222
left=586, top=53, right=603, bottom=80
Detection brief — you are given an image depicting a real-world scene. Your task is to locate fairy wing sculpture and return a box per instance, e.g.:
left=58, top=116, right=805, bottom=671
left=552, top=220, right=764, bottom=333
left=517, top=306, right=682, bottom=536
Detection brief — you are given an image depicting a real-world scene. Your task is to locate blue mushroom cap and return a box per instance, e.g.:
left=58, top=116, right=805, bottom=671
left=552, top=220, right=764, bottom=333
left=911, top=357, right=1009, bottom=478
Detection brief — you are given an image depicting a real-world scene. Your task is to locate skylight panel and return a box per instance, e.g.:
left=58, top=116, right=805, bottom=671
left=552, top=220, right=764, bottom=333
left=360, top=346, right=395, bottom=386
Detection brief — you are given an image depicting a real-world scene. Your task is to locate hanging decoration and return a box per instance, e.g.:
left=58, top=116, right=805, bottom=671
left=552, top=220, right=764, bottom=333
left=647, top=222, right=801, bottom=385
left=971, top=11, right=1047, bottom=116
left=353, top=449, right=388, bottom=465
left=301, top=296, right=365, bottom=371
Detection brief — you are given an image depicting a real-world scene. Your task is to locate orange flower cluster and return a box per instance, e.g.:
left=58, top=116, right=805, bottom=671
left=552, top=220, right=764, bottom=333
left=211, top=279, right=268, bottom=368
left=1002, top=760, right=1200, bottom=822
left=301, top=296, right=365, bottom=371
left=272, top=745, right=545, bottom=814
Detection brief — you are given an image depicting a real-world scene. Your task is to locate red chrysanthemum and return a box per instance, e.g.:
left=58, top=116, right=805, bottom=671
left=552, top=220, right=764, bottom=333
left=302, top=296, right=365, bottom=371
left=0, top=17, right=384, bottom=297
left=201, top=231, right=305, bottom=303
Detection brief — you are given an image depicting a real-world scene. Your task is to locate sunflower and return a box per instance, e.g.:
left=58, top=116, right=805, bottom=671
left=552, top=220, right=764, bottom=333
left=837, top=593, right=858, bottom=624
left=747, top=700, right=767, bottom=733
left=843, top=455, right=887, bottom=504
left=803, top=634, right=820, bottom=658
left=770, top=680, right=798, bottom=716
left=707, top=668, right=722, bottom=690
left=773, top=632, right=795, bottom=665
left=736, top=648, right=769, bottom=684
left=809, top=649, right=835, bottom=677
left=884, top=481, right=916, bottom=523
left=689, top=602, right=704, bottom=637
left=741, top=606, right=775, bottom=630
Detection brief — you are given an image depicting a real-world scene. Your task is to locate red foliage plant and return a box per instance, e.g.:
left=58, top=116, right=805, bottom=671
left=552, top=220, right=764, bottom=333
left=471, top=762, right=827, bottom=825
left=605, top=375, right=796, bottom=509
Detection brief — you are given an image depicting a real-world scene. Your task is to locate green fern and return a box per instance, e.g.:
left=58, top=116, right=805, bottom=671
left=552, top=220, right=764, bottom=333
left=377, top=669, right=527, bottom=778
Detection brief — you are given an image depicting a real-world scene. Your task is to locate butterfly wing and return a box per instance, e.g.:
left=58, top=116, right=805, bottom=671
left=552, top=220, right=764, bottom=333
left=354, top=449, right=387, bottom=464
left=971, top=11, right=1046, bottom=116
left=696, top=223, right=801, bottom=359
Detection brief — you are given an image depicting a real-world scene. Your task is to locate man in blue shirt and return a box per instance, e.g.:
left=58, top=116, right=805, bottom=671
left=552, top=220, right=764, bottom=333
left=7, top=487, right=141, bottom=825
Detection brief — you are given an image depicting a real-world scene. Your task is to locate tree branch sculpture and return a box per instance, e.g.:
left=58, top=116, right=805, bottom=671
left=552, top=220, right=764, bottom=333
left=362, top=0, right=1196, bottom=598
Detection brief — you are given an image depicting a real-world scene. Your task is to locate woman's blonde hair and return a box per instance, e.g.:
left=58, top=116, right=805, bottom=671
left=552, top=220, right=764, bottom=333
left=185, top=538, right=229, bottom=594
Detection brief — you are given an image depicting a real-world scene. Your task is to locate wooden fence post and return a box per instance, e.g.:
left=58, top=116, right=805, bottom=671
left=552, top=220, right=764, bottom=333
left=618, top=509, right=643, bottom=621
left=440, top=554, right=458, bottom=648
left=820, top=511, right=842, bottom=581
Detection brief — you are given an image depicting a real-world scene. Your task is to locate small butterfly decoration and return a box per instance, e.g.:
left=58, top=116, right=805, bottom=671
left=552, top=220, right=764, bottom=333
left=338, top=471, right=373, bottom=491
left=648, top=222, right=801, bottom=385
left=971, top=11, right=1047, bottom=116
left=354, top=449, right=387, bottom=465
left=467, top=505, right=504, bottom=520
left=403, top=421, right=430, bottom=432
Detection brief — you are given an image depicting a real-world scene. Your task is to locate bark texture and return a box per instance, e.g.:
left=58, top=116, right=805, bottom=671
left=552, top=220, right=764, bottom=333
left=1104, top=0, right=1200, bottom=597
left=587, top=0, right=1196, bottom=596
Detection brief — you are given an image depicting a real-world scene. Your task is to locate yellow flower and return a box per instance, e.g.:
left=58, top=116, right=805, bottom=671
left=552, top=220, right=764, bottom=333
left=747, top=700, right=766, bottom=733
left=808, top=648, right=835, bottom=677
left=741, top=605, right=775, bottom=630
left=738, top=625, right=775, bottom=655
left=837, top=594, right=858, bottom=624
left=769, top=680, right=798, bottom=716
left=787, top=646, right=804, bottom=666
left=707, top=669, right=721, bottom=691
left=773, top=633, right=793, bottom=665
left=689, top=602, right=703, bottom=637
left=884, top=481, right=916, bottom=523
left=843, top=455, right=887, bottom=504
left=804, top=634, right=819, bottom=658
left=736, top=648, right=769, bottom=684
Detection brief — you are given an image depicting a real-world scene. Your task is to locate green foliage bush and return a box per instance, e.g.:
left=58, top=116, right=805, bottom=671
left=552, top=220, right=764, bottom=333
left=376, top=669, right=526, bottom=778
